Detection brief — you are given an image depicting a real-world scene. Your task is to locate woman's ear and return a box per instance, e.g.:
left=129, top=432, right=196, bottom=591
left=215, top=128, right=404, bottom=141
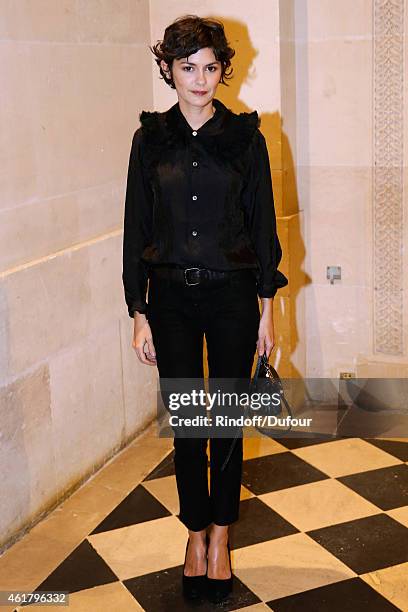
left=160, top=60, right=171, bottom=78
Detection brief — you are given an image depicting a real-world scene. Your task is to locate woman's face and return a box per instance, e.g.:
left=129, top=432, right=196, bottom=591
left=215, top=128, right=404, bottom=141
left=161, top=47, right=222, bottom=108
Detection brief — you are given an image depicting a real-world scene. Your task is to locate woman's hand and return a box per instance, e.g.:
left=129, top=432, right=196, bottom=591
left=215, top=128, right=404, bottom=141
left=257, top=297, right=275, bottom=357
left=132, top=313, right=157, bottom=366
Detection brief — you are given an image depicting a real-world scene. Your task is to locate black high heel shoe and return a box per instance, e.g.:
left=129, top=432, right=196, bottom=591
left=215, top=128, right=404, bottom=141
left=206, top=539, right=233, bottom=604
left=182, top=536, right=208, bottom=600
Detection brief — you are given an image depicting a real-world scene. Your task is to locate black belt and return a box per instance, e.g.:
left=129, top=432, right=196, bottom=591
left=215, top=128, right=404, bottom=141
left=150, top=265, right=236, bottom=287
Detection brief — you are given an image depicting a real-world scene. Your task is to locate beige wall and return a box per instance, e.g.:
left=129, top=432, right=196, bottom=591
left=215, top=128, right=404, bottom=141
left=0, top=1, right=156, bottom=551
left=295, top=0, right=408, bottom=379
left=295, top=0, right=373, bottom=378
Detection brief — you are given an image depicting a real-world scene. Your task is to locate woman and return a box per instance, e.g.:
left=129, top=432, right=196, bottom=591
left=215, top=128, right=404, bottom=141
left=122, top=14, right=288, bottom=604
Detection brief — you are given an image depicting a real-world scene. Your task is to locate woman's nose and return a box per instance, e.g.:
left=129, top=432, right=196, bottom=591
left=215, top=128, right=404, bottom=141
left=195, top=72, right=206, bottom=85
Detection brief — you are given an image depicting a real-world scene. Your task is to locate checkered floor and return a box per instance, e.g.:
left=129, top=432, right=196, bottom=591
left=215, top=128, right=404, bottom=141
left=11, top=436, right=408, bottom=611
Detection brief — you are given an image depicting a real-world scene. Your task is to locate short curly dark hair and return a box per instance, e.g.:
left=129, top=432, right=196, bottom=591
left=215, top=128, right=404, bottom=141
left=149, top=14, right=235, bottom=89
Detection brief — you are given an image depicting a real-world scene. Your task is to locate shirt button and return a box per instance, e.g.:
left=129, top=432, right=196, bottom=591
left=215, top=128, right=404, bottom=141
left=192, top=230, right=198, bottom=236
left=192, top=161, right=198, bottom=167
left=192, top=131, right=197, bottom=136
left=192, top=195, right=198, bottom=201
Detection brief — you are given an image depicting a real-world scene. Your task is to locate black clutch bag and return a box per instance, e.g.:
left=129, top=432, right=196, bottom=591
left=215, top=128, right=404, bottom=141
left=221, top=353, right=293, bottom=471
left=249, top=353, right=284, bottom=417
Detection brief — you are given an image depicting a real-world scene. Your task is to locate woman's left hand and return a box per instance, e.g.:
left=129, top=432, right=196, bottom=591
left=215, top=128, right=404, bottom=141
left=257, top=298, right=275, bottom=357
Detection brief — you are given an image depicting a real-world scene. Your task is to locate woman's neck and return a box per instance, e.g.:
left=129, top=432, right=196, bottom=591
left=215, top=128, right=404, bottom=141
left=178, top=98, right=215, bottom=130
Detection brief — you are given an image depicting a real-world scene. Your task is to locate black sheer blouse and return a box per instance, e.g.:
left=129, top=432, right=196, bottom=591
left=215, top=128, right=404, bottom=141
left=122, top=97, right=288, bottom=318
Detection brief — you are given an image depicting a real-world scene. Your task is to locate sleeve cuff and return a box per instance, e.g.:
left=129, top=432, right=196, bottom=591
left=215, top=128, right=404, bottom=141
left=257, top=270, right=288, bottom=298
left=128, top=302, right=149, bottom=319
left=258, top=288, right=278, bottom=299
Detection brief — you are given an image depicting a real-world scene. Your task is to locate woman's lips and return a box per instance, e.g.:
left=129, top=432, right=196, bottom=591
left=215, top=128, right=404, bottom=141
left=192, top=91, right=207, bottom=96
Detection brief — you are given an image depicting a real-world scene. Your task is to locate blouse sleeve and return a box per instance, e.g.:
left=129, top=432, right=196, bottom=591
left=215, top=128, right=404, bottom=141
left=243, top=129, right=288, bottom=298
left=122, top=128, right=153, bottom=318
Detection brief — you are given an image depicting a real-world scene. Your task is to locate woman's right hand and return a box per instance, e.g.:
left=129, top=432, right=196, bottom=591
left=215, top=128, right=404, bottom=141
left=132, top=313, right=157, bottom=366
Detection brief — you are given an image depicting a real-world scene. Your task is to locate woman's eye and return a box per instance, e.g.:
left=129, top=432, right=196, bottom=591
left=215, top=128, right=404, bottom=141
left=182, top=66, right=218, bottom=72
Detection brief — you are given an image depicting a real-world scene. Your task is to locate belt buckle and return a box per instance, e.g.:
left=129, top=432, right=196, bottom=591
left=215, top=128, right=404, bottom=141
left=184, top=267, right=201, bottom=286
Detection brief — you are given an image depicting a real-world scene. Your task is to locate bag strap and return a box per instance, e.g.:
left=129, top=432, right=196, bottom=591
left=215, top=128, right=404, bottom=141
left=221, top=352, right=271, bottom=472
left=221, top=352, right=293, bottom=471
left=253, top=353, right=263, bottom=381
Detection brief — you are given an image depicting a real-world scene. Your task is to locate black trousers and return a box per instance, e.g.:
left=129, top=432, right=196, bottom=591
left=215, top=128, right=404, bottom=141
left=147, top=267, right=260, bottom=531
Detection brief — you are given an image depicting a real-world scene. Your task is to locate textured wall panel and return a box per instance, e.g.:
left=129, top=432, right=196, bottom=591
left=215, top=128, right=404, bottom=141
left=373, top=0, right=405, bottom=354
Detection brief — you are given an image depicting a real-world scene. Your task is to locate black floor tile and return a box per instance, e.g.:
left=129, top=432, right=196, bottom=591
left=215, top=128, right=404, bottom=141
left=267, top=577, right=401, bottom=612
left=338, top=464, right=408, bottom=511
left=123, top=564, right=260, bottom=611
left=230, top=497, right=298, bottom=549
left=90, top=485, right=171, bottom=535
left=143, top=450, right=176, bottom=481
left=307, top=513, right=408, bottom=574
left=365, top=439, right=408, bottom=462
left=241, top=451, right=329, bottom=495
left=32, top=540, right=118, bottom=596
left=143, top=448, right=211, bottom=482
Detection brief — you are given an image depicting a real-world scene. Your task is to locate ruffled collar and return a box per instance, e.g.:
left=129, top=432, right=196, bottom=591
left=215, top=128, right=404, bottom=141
left=139, top=98, right=260, bottom=164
